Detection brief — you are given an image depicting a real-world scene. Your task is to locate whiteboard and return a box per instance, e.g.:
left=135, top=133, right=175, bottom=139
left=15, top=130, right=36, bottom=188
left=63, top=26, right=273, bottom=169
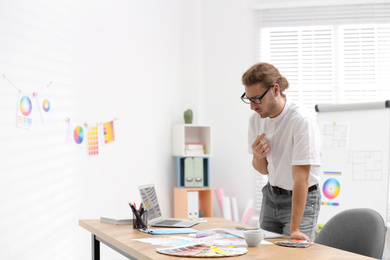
left=316, top=101, right=390, bottom=225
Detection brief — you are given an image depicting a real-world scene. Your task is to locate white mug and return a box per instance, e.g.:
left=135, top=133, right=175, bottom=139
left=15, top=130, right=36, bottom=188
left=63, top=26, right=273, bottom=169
left=243, top=229, right=265, bottom=247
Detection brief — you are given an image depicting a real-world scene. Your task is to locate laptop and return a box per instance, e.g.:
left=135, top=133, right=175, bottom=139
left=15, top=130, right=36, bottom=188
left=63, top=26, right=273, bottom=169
left=138, top=184, right=199, bottom=228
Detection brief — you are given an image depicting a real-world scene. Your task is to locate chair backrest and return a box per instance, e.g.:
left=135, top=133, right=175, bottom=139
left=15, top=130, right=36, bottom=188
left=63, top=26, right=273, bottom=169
left=315, top=208, right=386, bottom=259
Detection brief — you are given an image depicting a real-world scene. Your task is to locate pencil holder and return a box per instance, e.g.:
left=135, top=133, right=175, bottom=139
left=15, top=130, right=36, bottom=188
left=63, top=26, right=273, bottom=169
left=133, top=210, right=147, bottom=229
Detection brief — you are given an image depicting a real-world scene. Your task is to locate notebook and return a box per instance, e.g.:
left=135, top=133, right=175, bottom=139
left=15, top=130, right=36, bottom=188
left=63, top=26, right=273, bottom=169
left=138, top=184, right=199, bottom=228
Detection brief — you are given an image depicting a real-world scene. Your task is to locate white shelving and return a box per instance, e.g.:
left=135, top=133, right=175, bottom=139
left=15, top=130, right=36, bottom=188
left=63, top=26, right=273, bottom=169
left=172, top=124, right=212, bottom=157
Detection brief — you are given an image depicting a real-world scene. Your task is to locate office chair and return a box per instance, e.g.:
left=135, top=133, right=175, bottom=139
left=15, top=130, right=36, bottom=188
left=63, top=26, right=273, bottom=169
left=315, top=208, right=386, bottom=259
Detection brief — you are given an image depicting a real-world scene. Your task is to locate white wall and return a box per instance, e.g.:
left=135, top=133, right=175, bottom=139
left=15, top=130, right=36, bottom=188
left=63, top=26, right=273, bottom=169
left=201, top=0, right=258, bottom=221
left=0, top=1, right=183, bottom=259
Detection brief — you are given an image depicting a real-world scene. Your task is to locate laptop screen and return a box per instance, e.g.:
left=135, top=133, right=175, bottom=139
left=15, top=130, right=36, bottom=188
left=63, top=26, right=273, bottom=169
left=138, top=184, right=163, bottom=223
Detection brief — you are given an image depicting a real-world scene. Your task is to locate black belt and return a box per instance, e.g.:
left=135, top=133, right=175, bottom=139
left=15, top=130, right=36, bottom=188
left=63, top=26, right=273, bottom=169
left=271, top=184, right=318, bottom=195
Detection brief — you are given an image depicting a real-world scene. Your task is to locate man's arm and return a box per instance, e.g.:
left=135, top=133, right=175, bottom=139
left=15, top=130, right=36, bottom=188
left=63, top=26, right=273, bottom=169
left=251, top=133, right=269, bottom=175
left=290, top=165, right=311, bottom=241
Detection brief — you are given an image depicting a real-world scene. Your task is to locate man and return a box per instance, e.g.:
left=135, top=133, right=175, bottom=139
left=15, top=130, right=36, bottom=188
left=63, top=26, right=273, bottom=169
left=241, top=62, right=322, bottom=241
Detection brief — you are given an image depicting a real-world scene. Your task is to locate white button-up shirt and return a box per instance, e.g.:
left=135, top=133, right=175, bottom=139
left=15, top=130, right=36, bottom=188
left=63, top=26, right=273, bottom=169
left=248, top=101, right=322, bottom=190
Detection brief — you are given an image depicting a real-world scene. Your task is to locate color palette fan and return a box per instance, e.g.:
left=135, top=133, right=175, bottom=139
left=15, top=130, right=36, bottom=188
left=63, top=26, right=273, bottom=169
left=156, top=242, right=247, bottom=257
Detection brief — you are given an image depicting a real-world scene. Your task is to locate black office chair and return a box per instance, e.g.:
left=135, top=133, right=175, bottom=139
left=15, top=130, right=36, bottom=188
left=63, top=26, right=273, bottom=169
left=315, top=208, right=386, bottom=259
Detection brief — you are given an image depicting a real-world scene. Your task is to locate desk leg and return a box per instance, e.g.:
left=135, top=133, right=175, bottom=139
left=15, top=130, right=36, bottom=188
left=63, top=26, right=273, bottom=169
left=91, top=233, right=136, bottom=259
left=92, top=234, right=100, bottom=260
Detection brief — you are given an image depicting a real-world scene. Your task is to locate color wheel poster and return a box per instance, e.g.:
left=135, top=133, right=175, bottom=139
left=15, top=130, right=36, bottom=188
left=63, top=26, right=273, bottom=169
left=66, top=122, right=86, bottom=147
left=320, top=171, right=342, bottom=206
left=36, top=88, right=55, bottom=125
left=17, top=92, right=34, bottom=129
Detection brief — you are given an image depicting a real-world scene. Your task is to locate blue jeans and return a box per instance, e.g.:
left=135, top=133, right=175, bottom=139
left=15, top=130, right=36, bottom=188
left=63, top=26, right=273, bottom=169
left=259, top=182, right=321, bottom=241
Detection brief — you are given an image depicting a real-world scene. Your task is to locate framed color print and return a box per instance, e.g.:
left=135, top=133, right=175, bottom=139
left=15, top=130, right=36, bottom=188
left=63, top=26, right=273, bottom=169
left=320, top=171, right=342, bottom=206
left=17, top=92, right=34, bottom=129
left=66, top=121, right=86, bottom=147
left=87, top=125, right=99, bottom=157
left=100, top=120, right=115, bottom=145
left=36, top=88, right=55, bottom=125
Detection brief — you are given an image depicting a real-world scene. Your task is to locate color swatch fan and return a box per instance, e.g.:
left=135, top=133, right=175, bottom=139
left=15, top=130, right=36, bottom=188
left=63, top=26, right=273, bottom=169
left=17, top=92, right=34, bottom=129
left=156, top=242, right=247, bottom=257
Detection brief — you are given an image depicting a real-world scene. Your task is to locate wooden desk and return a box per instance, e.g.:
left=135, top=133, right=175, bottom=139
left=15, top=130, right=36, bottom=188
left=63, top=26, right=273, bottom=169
left=79, top=218, right=376, bottom=260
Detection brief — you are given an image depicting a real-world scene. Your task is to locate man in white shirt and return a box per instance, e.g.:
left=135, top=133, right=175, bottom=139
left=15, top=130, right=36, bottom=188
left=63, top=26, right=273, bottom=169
left=241, top=62, right=322, bottom=241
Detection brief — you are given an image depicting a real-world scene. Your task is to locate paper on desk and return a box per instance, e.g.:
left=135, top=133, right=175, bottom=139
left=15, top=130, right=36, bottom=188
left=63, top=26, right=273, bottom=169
left=140, top=228, right=198, bottom=235
left=262, top=229, right=284, bottom=238
left=133, top=236, right=195, bottom=246
left=213, top=238, right=272, bottom=246
left=217, top=228, right=283, bottom=239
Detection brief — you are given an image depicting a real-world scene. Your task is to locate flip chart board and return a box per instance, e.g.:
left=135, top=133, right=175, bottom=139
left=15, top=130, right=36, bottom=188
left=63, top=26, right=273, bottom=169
left=315, top=101, right=390, bottom=225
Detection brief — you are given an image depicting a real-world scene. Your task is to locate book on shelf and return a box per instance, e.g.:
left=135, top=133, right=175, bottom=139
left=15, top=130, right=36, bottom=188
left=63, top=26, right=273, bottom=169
left=185, top=142, right=204, bottom=155
left=100, top=216, right=133, bottom=225
left=185, top=142, right=204, bottom=150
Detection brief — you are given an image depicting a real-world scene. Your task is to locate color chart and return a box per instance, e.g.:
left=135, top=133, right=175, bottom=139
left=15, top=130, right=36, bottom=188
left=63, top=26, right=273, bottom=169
left=320, top=171, right=342, bottom=206
left=102, top=120, right=115, bottom=144
left=87, top=126, right=99, bottom=157
left=17, top=92, right=33, bottom=129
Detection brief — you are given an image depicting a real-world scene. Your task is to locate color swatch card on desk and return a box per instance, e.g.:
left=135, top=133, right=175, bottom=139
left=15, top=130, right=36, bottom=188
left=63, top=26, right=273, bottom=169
left=274, top=240, right=313, bottom=248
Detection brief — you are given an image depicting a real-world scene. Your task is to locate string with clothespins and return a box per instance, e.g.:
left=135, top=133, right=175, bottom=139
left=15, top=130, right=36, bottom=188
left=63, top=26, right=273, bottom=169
left=2, top=74, right=52, bottom=97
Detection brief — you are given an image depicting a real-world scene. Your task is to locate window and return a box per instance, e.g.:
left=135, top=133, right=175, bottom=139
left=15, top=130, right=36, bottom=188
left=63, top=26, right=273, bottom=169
left=255, top=3, right=390, bottom=113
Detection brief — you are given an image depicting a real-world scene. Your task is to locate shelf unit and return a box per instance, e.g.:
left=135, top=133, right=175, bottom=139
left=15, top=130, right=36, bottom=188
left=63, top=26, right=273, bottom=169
left=172, top=124, right=212, bottom=157
left=173, top=187, right=213, bottom=218
left=172, top=124, right=213, bottom=219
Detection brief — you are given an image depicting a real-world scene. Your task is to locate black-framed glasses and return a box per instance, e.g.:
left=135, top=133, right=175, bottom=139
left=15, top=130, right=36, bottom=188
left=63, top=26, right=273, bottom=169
left=241, top=86, right=273, bottom=104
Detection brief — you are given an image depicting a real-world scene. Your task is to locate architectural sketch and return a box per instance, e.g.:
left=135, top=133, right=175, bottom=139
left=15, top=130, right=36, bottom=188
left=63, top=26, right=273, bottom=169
left=320, top=122, right=349, bottom=148
left=348, top=151, right=383, bottom=181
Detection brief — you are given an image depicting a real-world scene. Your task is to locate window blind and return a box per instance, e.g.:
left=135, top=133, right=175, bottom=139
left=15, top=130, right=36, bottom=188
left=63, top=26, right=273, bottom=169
left=252, top=3, right=390, bottom=224
left=255, top=3, right=390, bottom=110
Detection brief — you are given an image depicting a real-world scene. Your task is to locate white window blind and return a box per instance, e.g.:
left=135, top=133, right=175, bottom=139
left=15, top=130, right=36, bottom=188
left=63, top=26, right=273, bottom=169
left=255, top=3, right=390, bottom=112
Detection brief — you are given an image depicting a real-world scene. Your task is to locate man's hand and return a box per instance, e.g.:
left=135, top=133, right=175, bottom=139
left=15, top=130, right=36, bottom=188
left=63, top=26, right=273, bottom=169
left=290, top=230, right=311, bottom=242
left=252, top=133, right=270, bottom=159
left=251, top=133, right=270, bottom=174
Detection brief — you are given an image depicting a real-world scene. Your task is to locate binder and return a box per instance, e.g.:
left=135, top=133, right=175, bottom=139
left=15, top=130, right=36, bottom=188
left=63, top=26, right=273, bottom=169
left=184, top=158, right=194, bottom=187
left=193, top=157, right=204, bottom=187
left=187, top=191, right=199, bottom=218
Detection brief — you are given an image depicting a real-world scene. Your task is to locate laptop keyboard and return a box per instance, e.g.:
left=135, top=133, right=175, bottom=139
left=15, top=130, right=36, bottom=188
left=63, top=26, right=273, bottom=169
left=156, top=219, right=181, bottom=225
